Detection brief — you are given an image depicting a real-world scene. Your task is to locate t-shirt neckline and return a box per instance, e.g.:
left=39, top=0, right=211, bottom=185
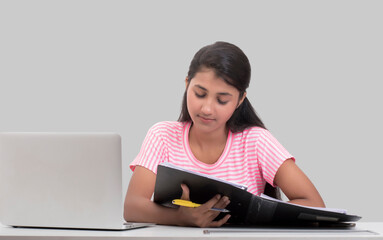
left=183, top=122, right=233, bottom=170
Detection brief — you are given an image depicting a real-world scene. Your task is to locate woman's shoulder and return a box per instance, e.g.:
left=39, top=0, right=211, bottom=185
left=150, top=121, right=185, bottom=129
left=233, top=126, right=271, bottom=141
left=148, top=121, right=186, bottom=135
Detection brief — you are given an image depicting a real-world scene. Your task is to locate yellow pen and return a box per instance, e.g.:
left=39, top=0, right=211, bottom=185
left=172, top=199, right=230, bottom=213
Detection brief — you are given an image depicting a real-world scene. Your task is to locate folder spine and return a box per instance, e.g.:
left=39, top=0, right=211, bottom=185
left=245, top=195, right=277, bottom=224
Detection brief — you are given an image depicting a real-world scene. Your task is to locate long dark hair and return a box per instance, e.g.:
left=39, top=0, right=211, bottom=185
left=178, top=41, right=265, bottom=132
left=178, top=41, right=280, bottom=199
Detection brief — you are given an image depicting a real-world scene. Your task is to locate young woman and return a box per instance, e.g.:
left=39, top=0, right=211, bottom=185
left=124, top=41, right=325, bottom=227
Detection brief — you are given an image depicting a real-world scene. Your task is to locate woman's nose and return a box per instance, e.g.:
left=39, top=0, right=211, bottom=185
left=201, top=98, right=213, bottom=115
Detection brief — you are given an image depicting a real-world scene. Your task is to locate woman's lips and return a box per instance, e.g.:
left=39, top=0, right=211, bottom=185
left=198, top=115, right=215, bottom=123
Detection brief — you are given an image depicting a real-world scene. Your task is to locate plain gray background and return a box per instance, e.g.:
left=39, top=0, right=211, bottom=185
left=1, top=0, right=382, bottom=221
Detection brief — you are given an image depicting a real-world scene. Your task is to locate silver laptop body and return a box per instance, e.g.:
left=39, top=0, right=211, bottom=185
left=0, top=132, right=150, bottom=230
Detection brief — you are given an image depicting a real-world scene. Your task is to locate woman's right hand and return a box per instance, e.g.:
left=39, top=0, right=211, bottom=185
left=124, top=166, right=230, bottom=227
left=176, top=184, right=231, bottom=227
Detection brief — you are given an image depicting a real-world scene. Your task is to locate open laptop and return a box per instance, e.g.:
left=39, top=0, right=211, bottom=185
left=0, top=132, right=153, bottom=230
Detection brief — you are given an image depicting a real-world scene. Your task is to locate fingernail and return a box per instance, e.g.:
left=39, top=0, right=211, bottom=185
left=216, top=194, right=221, bottom=199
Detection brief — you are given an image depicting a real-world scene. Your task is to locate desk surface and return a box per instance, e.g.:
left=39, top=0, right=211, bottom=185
left=1, top=222, right=382, bottom=240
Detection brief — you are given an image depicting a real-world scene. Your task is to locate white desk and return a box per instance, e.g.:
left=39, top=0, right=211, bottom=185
left=1, top=222, right=382, bottom=239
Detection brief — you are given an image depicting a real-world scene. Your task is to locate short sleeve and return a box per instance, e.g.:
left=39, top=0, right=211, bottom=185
left=129, top=123, right=168, bottom=174
left=255, top=129, right=295, bottom=187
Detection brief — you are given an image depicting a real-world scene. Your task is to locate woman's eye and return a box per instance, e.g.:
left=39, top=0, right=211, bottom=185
left=195, top=92, right=206, bottom=98
left=218, top=99, right=228, bottom=105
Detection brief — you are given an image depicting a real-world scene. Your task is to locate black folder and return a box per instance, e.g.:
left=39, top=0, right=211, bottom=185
left=153, top=162, right=361, bottom=226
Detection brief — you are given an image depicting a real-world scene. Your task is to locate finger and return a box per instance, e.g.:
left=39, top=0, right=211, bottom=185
left=180, top=184, right=190, bottom=200
left=209, top=214, right=231, bottom=228
left=200, top=194, right=222, bottom=211
left=212, top=196, right=230, bottom=210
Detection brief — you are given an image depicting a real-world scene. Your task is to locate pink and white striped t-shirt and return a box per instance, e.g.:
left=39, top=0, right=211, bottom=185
left=130, top=121, right=294, bottom=196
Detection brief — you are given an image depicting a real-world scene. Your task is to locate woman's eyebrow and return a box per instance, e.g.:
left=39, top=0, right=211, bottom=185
left=194, top=84, right=232, bottom=96
left=194, top=84, right=208, bottom=92
left=217, top=92, right=233, bottom=96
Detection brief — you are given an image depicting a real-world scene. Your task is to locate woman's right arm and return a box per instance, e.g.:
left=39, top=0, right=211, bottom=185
left=123, top=166, right=230, bottom=227
left=123, top=166, right=180, bottom=225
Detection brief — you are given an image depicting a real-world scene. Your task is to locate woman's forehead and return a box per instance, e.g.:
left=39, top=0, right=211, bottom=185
left=191, top=69, right=238, bottom=93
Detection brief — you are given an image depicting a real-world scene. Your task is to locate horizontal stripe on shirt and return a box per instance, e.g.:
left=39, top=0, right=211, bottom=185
left=130, top=121, right=294, bottom=196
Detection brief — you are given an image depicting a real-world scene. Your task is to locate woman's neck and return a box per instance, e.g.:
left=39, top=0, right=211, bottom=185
left=189, top=124, right=228, bottom=150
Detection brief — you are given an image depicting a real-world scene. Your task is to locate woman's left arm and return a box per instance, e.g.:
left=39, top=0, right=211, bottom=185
left=274, top=159, right=326, bottom=207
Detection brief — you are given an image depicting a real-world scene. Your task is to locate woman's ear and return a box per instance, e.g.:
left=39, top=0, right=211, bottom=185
left=185, top=77, right=189, bottom=88
left=237, top=92, right=247, bottom=109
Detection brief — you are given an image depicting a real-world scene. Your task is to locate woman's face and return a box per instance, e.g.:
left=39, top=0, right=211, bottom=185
left=186, top=68, right=245, bottom=135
